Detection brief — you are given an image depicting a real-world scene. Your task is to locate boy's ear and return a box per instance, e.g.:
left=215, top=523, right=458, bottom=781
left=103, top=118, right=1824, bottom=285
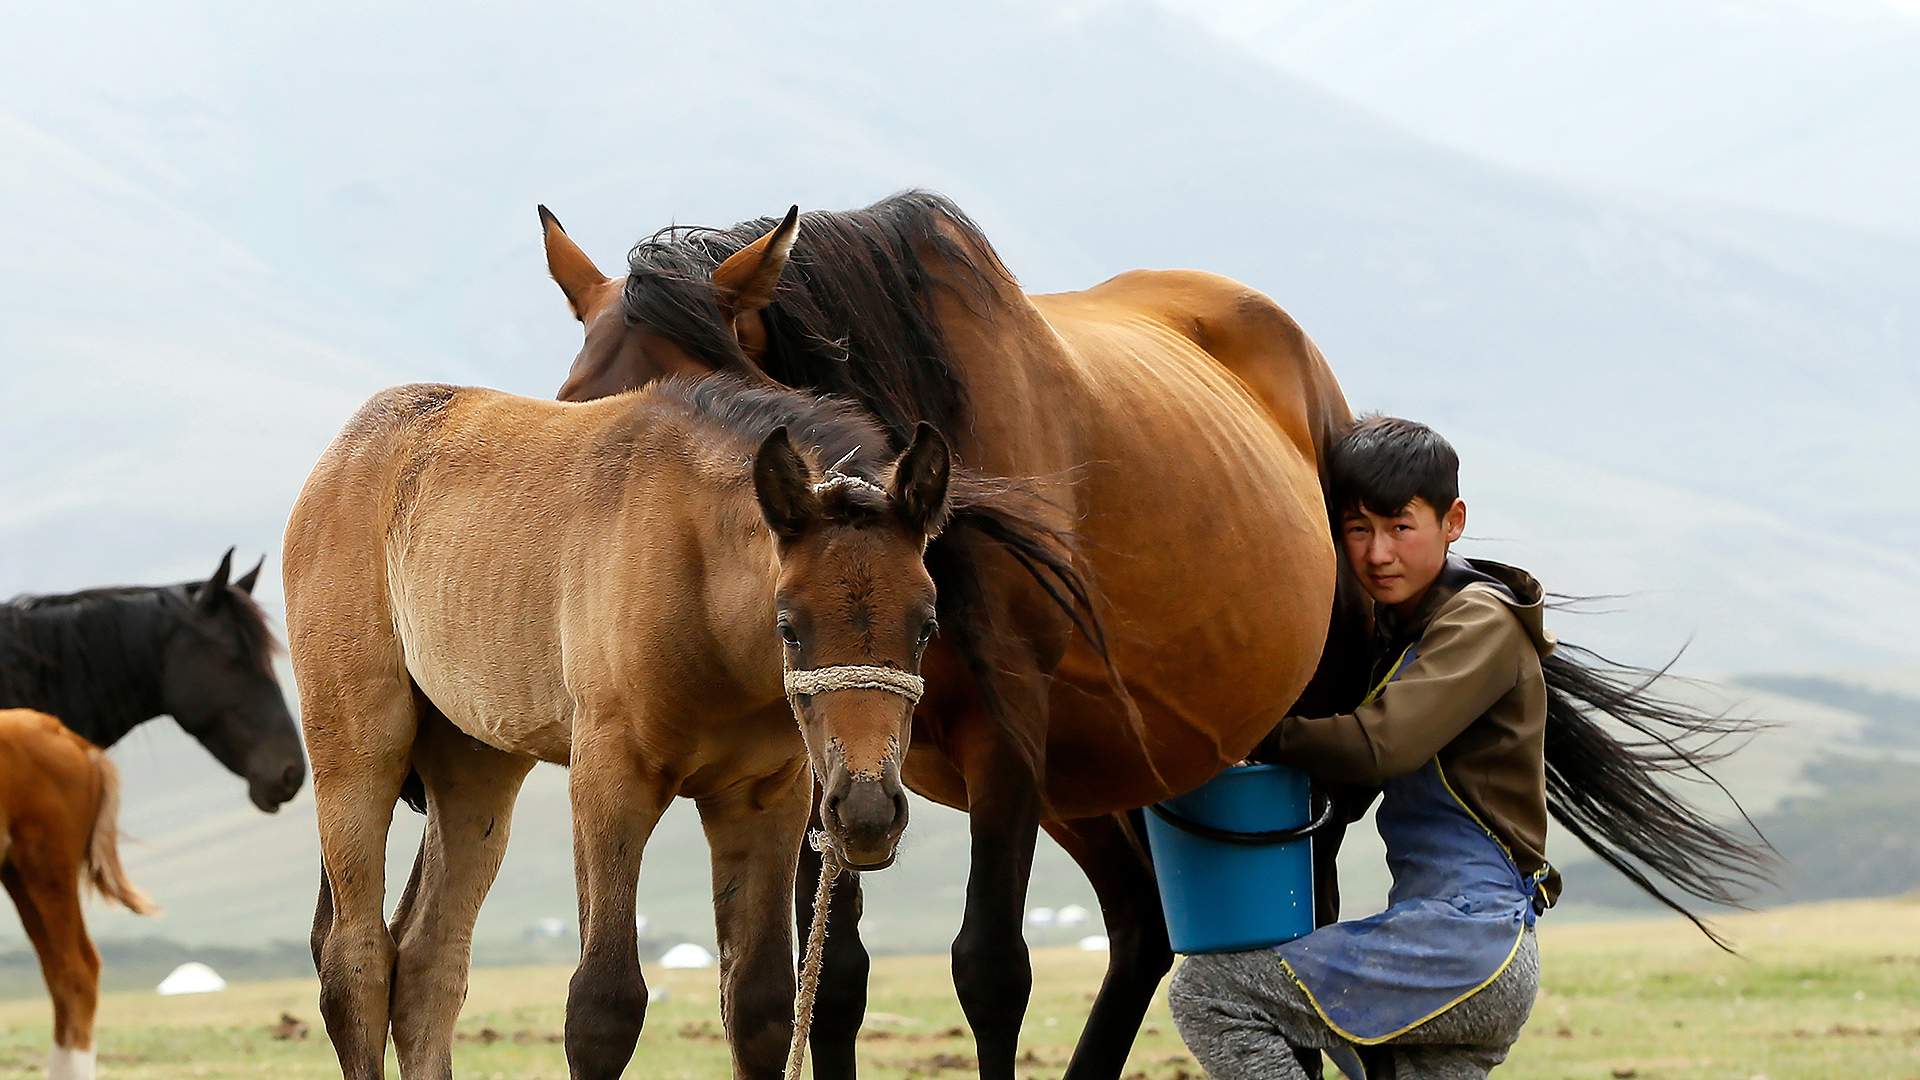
left=1443, top=498, right=1467, bottom=543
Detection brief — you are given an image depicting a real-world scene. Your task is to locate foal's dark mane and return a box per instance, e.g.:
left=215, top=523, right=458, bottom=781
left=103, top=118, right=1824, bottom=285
left=626, top=196, right=1120, bottom=770
left=651, top=375, right=1108, bottom=663
left=0, top=584, right=278, bottom=747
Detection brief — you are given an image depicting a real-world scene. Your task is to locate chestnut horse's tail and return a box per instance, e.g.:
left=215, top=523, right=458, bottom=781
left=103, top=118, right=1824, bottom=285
left=1541, top=641, right=1774, bottom=951
left=83, top=749, right=157, bottom=915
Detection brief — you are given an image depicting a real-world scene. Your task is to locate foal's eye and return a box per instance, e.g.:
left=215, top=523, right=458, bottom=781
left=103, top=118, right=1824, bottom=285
left=779, top=623, right=801, bottom=647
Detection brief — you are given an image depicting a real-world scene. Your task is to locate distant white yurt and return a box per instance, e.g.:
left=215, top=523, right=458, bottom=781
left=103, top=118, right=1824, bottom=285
left=1057, top=904, right=1090, bottom=927
left=156, top=962, right=227, bottom=996
left=659, top=943, right=716, bottom=970
left=1077, top=935, right=1110, bottom=952
left=1026, top=906, right=1057, bottom=927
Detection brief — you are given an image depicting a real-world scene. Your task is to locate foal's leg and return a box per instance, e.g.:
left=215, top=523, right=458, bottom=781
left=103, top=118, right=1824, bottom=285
left=1048, top=812, right=1173, bottom=1080
left=306, top=682, right=418, bottom=1080
left=696, top=759, right=811, bottom=1079
left=389, top=709, right=535, bottom=1079
left=5, top=861, right=100, bottom=1079
left=795, top=787, right=870, bottom=1080
left=564, top=719, right=675, bottom=1079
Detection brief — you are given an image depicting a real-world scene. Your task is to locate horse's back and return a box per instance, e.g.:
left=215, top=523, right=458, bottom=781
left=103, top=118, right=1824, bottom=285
left=1043, top=268, right=1349, bottom=466
left=987, top=274, right=1342, bottom=810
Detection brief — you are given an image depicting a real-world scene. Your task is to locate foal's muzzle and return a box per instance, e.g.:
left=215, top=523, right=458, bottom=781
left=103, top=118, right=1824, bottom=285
left=785, top=663, right=923, bottom=869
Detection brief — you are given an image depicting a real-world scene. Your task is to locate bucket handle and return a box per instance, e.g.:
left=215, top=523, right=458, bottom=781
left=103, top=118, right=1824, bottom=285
left=1148, top=793, right=1337, bottom=847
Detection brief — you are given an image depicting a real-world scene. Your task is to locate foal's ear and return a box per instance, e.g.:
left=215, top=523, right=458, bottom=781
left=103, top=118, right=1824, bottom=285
left=754, top=426, right=822, bottom=541
left=890, top=422, right=952, bottom=538
left=233, top=555, right=265, bottom=596
left=712, top=205, right=800, bottom=322
left=197, top=547, right=236, bottom=611
left=540, top=204, right=610, bottom=322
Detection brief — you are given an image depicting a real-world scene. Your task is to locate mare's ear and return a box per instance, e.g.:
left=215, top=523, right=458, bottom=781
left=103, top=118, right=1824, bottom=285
left=540, top=204, right=610, bottom=322
left=711, top=204, right=800, bottom=326
left=890, top=422, right=952, bottom=538
left=233, top=555, right=265, bottom=596
left=754, top=426, right=822, bottom=541
left=197, top=547, right=236, bottom=612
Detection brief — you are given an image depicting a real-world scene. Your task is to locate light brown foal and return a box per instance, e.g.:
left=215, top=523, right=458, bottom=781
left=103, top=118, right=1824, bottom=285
left=0, top=708, right=155, bottom=1080
left=284, top=376, right=963, bottom=1079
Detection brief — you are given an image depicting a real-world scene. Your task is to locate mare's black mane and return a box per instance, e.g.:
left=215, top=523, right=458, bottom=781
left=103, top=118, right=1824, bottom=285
left=625, top=200, right=1117, bottom=766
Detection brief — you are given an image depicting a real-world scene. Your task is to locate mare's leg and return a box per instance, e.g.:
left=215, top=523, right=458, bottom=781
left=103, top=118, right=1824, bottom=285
left=5, top=860, right=100, bottom=1079
left=948, top=673, right=1050, bottom=1080
left=388, top=708, right=535, bottom=1079
left=794, top=787, right=870, bottom=1080
left=1048, top=812, right=1173, bottom=1080
left=564, top=717, right=675, bottom=1079
left=304, top=677, right=417, bottom=1080
left=695, top=759, right=812, bottom=1079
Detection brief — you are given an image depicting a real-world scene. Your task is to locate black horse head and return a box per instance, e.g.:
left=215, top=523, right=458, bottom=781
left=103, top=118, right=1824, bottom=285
left=0, top=548, right=306, bottom=812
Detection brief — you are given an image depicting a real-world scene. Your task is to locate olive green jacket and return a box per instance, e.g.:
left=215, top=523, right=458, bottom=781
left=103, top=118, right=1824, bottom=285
left=1261, top=557, right=1561, bottom=905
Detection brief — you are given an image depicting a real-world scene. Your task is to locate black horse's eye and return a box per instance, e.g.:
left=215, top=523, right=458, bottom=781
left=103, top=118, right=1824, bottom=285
left=779, top=622, right=801, bottom=647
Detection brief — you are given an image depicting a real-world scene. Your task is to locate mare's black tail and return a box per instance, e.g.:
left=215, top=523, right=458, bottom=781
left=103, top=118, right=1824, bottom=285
left=1542, top=640, right=1775, bottom=950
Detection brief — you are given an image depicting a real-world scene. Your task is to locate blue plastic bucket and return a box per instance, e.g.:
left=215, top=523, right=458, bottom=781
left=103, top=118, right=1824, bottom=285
left=1146, top=764, right=1330, bottom=954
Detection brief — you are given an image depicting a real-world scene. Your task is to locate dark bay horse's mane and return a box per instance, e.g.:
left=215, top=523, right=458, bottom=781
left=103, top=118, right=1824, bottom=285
left=624, top=190, right=1003, bottom=452
left=0, top=584, right=279, bottom=747
left=625, top=199, right=1123, bottom=767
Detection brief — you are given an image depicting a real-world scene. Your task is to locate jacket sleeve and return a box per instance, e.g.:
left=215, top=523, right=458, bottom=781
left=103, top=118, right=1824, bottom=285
left=1260, top=590, right=1525, bottom=785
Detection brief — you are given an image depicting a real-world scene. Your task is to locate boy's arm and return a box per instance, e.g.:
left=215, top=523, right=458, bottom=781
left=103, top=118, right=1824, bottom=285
left=1258, top=590, right=1524, bottom=785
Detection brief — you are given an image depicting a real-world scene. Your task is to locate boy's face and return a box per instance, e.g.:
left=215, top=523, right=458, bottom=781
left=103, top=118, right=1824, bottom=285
left=1340, top=496, right=1466, bottom=610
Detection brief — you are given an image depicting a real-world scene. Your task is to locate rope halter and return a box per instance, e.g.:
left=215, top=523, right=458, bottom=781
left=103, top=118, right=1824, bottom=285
left=783, top=663, right=926, bottom=705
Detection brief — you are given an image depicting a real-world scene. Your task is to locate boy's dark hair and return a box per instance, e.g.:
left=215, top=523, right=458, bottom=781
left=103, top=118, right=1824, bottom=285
left=1328, top=415, right=1460, bottom=518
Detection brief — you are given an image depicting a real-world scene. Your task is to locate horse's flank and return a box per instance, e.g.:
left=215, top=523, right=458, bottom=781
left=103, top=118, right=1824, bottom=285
left=1, top=707, right=154, bottom=1073
left=288, top=379, right=824, bottom=771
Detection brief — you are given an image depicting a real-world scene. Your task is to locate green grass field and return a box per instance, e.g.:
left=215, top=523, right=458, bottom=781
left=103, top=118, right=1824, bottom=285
left=2, top=898, right=1916, bottom=1078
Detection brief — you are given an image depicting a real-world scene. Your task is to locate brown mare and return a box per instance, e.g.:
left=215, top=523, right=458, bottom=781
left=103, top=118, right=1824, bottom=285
left=284, top=374, right=1090, bottom=1078
left=0, top=708, right=156, bottom=1080
left=539, top=193, right=1366, bottom=1079
left=539, top=192, right=1774, bottom=1080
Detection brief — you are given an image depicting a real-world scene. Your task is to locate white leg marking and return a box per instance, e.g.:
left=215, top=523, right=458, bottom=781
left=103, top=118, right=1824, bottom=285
left=47, top=1045, right=96, bottom=1080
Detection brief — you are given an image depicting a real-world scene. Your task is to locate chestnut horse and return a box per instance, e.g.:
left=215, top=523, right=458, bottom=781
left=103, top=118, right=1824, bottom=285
left=1, top=708, right=156, bottom=1080
left=539, top=192, right=1364, bottom=1079
left=285, top=375, right=1086, bottom=1078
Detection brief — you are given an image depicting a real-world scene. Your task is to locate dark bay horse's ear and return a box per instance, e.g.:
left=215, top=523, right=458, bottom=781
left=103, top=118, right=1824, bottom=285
left=540, top=204, right=610, bottom=322
left=754, top=426, right=822, bottom=541
left=890, top=422, right=952, bottom=538
left=712, top=204, right=800, bottom=330
left=198, top=547, right=236, bottom=611
left=233, top=555, right=265, bottom=596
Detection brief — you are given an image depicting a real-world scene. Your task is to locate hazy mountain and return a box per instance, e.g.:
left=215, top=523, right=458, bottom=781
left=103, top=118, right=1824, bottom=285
left=1165, top=0, right=1920, bottom=235
left=2, top=0, right=1915, bottom=957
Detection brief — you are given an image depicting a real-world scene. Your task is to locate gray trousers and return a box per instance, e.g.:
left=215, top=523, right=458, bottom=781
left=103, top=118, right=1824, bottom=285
left=1168, top=930, right=1539, bottom=1079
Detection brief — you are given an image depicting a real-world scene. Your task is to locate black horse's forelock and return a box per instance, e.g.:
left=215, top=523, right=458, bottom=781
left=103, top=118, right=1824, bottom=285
left=0, top=583, right=281, bottom=747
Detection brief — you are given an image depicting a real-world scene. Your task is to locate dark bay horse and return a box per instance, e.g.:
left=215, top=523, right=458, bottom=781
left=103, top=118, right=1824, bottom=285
left=284, top=376, right=1076, bottom=1078
left=541, top=194, right=1355, bottom=1078
left=0, top=551, right=306, bottom=813
left=539, top=192, right=1771, bottom=1079
left=1, top=707, right=156, bottom=1080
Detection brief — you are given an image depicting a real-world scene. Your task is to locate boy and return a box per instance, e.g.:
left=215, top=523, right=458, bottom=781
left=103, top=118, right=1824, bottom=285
left=1169, top=416, right=1557, bottom=1079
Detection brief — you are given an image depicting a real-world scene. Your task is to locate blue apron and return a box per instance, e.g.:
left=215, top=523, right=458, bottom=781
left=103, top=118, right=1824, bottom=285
left=1272, top=644, right=1549, bottom=1046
